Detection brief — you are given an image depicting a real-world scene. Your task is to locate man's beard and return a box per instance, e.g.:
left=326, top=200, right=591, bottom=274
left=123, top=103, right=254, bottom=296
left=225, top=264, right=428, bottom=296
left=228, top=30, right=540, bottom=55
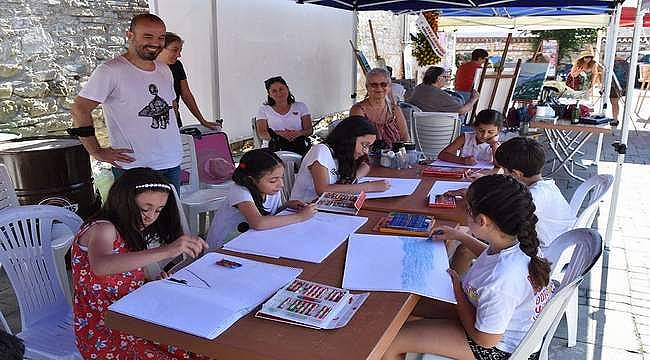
left=136, top=46, right=161, bottom=61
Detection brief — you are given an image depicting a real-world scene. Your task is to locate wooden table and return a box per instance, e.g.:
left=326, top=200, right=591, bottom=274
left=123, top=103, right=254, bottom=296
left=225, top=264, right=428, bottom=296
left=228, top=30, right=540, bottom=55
left=364, top=166, right=468, bottom=224
left=105, top=211, right=460, bottom=360
left=530, top=119, right=612, bottom=181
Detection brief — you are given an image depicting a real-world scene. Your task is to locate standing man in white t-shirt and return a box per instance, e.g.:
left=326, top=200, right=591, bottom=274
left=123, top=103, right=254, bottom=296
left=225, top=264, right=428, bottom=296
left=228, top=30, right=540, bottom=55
left=70, top=14, right=182, bottom=190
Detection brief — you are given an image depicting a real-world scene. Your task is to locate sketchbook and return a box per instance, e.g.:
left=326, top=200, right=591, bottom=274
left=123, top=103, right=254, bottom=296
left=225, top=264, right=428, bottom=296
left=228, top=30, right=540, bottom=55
left=315, top=191, right=366, bottom=215
left=358, top=177, right=421, bottom=199
left=108, top=253, right=302, bottom=339
left=343, top=234, right=456, bottom=304
left=256, top=279, right=368, bottom=329
left=430, top=159, right=494, bottom=170
left=223, top=211, right=368, bottom=263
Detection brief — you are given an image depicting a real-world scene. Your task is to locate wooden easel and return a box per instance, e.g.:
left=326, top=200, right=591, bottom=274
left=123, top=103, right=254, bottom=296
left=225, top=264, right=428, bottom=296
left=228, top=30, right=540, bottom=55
left=368, top=20, right=386, bottom=69
left=636, top=64, right=650, bottom=127
left=469, top=33, right=521, bottom=122
left=350, top=40, right=371, bottom=76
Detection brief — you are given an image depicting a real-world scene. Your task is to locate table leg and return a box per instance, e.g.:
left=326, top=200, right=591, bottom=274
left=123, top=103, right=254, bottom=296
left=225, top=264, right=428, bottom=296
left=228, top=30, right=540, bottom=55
left=543, top=128, right=591, bottom=182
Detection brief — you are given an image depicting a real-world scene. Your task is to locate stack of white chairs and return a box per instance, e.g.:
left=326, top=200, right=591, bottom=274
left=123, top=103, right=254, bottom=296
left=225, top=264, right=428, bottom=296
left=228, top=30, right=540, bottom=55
left=275, top=151, right=303, bottom=204
left=413, top=112, right=460, bottom=160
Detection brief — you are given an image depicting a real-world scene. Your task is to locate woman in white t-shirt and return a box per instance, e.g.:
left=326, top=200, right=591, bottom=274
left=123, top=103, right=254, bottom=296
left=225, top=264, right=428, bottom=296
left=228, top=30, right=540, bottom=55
left=255, top=76, right=313, bottom=155
left=383, top=175, right=553, bottom=360
left=290, top=116, right=390, bottom=202
left=206, top=149, right=317, bottom=248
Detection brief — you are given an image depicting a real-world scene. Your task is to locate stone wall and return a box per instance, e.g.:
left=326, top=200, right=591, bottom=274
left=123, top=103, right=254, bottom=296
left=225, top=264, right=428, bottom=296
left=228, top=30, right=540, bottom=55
left=0, top=0, right=148, bottom=139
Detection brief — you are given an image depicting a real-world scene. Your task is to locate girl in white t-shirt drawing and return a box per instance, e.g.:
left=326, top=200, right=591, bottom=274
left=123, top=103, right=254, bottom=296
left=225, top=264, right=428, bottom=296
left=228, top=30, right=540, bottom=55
left=206, top=149, right=316, bottom=248
left=290, top=116, right=390, bottom=202
left=438, top=109, right=504, bottom=166
left=383, top=174, right=552, bottom=360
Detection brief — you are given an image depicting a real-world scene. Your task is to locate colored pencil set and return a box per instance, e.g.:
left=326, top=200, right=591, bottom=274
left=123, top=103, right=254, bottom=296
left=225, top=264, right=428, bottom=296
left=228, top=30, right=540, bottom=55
left=276, top=296, right=332, bottom=320
left=286, top=279, right=346, bottom=303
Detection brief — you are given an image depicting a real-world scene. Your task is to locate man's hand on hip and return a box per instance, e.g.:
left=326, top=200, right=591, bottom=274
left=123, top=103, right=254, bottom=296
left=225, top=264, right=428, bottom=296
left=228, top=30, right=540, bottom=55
left=92, top=147, right=135, bottom=166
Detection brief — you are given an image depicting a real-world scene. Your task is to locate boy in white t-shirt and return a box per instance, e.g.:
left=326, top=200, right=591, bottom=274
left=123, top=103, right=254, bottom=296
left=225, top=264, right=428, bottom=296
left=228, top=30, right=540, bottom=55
left=495, top=137, right=575, bottom=256
left=206, top=149, right=316, bottom=248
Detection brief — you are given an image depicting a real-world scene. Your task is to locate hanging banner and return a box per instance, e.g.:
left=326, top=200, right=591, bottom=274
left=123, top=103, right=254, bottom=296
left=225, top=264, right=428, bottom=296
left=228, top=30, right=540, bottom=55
left=542, top=40, right=559, bottom=78
left=415, top=14, right=446, bottom=58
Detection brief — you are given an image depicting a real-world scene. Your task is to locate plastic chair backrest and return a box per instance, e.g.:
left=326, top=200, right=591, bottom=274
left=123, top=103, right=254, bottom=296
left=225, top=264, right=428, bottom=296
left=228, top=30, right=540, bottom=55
left=510, top=228, right=602, bottom=360
left=252, top=117, right=263, bottom=148
left=509, top=277, right=582, bottom=360
left=413, top=111, right=459, bottom=159
left=169, top=185, right=190, bottom=234
left=180, top=134, right=200, bottom=193
left=399, top=101, right=421, bottom=141
left=275, top=151, right=303, bottom=203
left=0, top=164, right=19, bottom=211
left=0, top=205, right=82, bottom=331
left=568, top=174, right=614, bottom=229
left=180, top=127, right=235, bottom=186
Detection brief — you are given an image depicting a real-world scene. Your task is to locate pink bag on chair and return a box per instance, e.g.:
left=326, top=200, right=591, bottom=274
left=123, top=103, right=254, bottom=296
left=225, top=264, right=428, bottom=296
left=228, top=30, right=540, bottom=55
left=191, top=131, right=235, bottom=185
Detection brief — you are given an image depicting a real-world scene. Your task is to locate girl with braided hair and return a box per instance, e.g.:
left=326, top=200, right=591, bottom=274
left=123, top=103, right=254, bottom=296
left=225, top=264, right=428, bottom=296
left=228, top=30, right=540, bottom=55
left=382, top=174, right=553, bottom=360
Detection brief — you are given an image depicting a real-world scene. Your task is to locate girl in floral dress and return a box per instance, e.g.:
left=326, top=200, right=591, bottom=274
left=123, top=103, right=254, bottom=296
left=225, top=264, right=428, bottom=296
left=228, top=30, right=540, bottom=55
left=71, top=167, right=208, bottom=359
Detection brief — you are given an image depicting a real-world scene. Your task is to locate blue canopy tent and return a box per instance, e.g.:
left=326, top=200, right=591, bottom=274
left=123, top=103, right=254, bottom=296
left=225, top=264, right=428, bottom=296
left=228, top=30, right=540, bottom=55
left=299, top=0, right=643, bottom=250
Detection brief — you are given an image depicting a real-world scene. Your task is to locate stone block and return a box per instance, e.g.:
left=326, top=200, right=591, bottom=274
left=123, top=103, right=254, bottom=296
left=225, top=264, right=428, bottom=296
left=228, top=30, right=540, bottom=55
left=33, top=69, right=58, bottom=81
left=0, top=100, right=18, bottom=122
left=0, top=63, right=22, bottom=78
left=59, top=95, right=75, bottom=110
left=48, top=79, right=68, bottom=97
left=13, top=81, right=48, bottom=97
left=63, top=63, right=86, bottom=74
left=22, top=98, right=57, bottom=117
left=37, top=113, right=72, bottom=131
left=0, top=82, right=12, bottom=99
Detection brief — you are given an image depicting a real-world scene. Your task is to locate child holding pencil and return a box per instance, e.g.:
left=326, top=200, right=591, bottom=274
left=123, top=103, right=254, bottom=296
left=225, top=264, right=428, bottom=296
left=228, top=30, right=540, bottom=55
left=438, top=109, right=504, bottom=165
left=382, top=175, right=552, bottom=360
left=290, top=115, right=390, bottom=202
left=206, top=149, right=317, bottom=247
left=72, top=168, right=207, bottom=359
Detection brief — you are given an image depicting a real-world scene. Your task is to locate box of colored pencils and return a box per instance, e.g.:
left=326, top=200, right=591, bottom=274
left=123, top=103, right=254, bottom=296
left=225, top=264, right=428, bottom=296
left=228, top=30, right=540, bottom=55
left=428, top=194, right=457, bottom=209
left=256, top=279, right=368, bottom=329
left=314, top=191, right=366, bottom=215
left=375, top=212, right=436, bottom=237
left=421, top=166, right=468, bottom=179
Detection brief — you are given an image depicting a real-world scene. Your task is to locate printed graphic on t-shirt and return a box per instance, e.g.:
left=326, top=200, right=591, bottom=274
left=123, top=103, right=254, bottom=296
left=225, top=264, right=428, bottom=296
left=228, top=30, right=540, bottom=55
left=138, top=84, right=171, bottom=129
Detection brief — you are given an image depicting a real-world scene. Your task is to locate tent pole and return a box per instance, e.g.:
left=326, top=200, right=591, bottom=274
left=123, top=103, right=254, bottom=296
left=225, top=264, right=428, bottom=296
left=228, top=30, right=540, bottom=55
left=210, top=0, right=221, bottom=121
left=604, top=0, right=646, bottom=249
left=594, top=4, right=622, bottom=164
left=351, top=10, right=359, bottom=105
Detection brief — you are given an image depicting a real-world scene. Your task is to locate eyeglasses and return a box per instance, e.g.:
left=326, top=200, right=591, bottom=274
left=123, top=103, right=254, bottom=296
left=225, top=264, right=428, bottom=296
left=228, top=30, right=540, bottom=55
left=368, top=82, right=389, bottom=88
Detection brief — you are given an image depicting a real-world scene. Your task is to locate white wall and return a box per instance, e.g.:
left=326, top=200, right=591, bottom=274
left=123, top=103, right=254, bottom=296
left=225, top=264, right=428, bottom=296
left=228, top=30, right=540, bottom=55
left=153, top=0, right=354, bottom=142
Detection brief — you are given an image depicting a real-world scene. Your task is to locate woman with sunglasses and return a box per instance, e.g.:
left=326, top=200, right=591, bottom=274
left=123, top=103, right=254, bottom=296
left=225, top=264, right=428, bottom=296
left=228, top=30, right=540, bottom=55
left=350, top=68, right=409, bottom=148
left=255, top=76, right=313, bottom=156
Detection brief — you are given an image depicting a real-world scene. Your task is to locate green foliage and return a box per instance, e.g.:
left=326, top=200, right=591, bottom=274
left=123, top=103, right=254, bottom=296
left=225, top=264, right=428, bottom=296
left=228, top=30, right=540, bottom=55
left=410, top=32, right=441, bottom=66
left=530, top=29, right=600, bottom=62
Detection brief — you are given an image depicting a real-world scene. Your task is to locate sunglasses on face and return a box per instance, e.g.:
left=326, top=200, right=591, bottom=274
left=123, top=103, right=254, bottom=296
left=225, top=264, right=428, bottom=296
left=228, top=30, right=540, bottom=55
left=264, top=76, right=285, bottom=88
left=368, top=82, right=389, bottom=88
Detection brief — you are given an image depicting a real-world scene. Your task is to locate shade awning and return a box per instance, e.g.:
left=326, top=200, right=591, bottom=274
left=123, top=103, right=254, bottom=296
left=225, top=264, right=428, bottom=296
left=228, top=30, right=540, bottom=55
left=300, top=0, right=619, bottom=14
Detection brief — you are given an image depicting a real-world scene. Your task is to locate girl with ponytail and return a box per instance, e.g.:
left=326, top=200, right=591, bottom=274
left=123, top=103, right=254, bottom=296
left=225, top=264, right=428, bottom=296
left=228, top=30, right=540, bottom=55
left=206, top=149, right=316, bottom=247
left=382, top=174, right=552, bottom=360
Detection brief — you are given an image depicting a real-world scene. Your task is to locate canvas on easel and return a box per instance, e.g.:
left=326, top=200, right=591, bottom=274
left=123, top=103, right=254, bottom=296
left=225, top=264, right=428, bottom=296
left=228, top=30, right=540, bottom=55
left=350, top=40, right=371, bottom=75
left=512, top=62, right=550, bottom=101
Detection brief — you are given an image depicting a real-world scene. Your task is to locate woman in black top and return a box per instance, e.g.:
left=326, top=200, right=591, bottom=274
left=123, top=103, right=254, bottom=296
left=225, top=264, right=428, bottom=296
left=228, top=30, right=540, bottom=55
left=157, top=32, right=221, bottom=130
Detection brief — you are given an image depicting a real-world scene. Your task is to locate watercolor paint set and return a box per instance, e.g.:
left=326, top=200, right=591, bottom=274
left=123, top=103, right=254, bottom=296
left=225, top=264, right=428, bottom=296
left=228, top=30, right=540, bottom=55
left=314, top=191, right=366, bottom=215
left=375, top=212, right=436, bottom=237
left=256, top=279, right=368, bottom=329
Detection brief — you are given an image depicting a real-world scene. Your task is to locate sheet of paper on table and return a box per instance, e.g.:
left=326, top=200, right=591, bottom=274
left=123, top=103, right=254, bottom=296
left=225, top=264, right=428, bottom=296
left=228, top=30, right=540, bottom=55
left=224, top=211, right=367, bottom=263
left=428, top=180, right=472, bottom=197
left=108, top=253, right=302, bottom=339
left=430, top=159, right=494, bottom=170
left=342, top=234, right=456, bottom=304
left=358, top=177, right=421, bottom=199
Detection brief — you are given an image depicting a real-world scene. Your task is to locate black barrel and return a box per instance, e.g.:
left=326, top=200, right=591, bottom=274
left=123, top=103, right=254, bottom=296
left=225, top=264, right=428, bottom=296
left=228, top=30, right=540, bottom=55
left=0, top=136, right=101, bottom=219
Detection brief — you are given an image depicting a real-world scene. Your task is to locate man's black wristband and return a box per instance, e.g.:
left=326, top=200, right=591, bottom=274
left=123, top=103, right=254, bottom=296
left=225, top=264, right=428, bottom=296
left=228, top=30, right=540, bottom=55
left=67, top=126, right=95, bottom=137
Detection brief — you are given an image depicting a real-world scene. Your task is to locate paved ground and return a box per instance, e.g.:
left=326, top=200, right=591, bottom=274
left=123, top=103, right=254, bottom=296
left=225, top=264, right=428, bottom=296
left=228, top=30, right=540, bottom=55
left=1, top=92, right=650, bottom=359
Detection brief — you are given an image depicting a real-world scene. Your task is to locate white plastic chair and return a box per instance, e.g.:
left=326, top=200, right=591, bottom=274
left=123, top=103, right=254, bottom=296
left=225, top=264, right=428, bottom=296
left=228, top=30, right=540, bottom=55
left=568, top=174, right=614, bottom=229
left=413, top=112, right=460, bottom=160
left=0, top=164, right=76, bottom=304
left=275, top=151, right=303, bottom=203
left=0, top=205, right=83, bottom=359
left=410, top=229, right=602, bottom=360
left=398, top=101, right=421, bottom=142
left=179, top=134, right=228, bottom=235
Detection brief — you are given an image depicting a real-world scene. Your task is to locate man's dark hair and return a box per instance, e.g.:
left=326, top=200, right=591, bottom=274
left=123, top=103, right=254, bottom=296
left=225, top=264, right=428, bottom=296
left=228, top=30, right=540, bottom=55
left=422, top=66, right=445, bottom=85
left=129, top=13, right=165, bottom=32
left=471, top=49, right=489, bottom=61
left=495, top=137, right=546, bottom=177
